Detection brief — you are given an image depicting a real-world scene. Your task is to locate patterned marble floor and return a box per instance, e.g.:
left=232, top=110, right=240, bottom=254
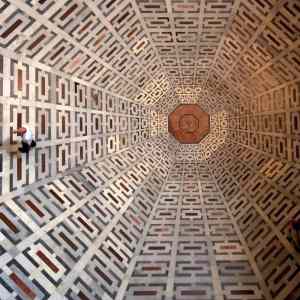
left=124, top=161, right=266, bottom=300
left=0, top=0, right=300, bottom=298
left=0, top=137, right=267, bottom=300
left=0, top=136, right=300, bottom=299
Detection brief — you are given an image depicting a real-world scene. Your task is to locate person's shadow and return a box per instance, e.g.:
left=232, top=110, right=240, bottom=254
left=0, top=138, right=21, bottom=156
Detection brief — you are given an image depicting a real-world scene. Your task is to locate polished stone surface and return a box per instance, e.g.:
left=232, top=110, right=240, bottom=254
left=0, top=0, right=299, bottom=299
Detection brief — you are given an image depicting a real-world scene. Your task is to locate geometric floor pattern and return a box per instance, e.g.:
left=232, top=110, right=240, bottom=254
left=125, top=161, right=265, bottom=300
left=0, top=137, right=172, bottom=300
left=0, top=135, right=286, bottom=300
left=0, top=51, right=153, bottom=195
left=0, top=0, right=299, bottom=299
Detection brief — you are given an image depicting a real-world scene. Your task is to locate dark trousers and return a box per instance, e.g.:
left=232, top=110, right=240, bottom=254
left=19, top=141, right=30, bottom=153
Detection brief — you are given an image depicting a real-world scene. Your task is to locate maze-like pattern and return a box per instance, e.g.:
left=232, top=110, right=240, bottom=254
left=203, top=0, right=300, bottom=110
left=206, top=141, right=300, bottom=300
left=0, top=53, right=156, bottom=195
left=136, top=0, right=235, bottom=90
left=0, top=0, right=172, bottom=105
left=0, top=136, right=173, bottom=300
left=0, top=0, right=299, bottom=299
left=125, top=162, right=264, bottom=300
left=226, top=80, right=300, bottom=163
left=1, top=0, right=298, bottom=112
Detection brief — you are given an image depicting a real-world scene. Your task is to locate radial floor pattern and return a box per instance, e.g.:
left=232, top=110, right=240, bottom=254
left=0, top=0, right=300, bottom=299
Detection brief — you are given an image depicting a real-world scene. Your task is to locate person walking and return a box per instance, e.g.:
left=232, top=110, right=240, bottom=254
left=13, top=126, right=36, bottom=153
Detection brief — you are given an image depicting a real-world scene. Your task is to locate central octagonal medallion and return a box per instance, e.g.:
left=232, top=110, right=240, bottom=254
left=168, top=104, right=210, bottom=144
left=179, top=114, right=199, bottom=133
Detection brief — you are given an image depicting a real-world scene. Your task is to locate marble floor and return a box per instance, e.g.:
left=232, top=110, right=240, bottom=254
left=0, top=0, right=299, bottom=299
left=0, top=136, right=299, bottom=299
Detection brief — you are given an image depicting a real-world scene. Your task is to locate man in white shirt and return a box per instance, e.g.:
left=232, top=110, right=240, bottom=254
left=13, top=126, right=36, bottom=153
